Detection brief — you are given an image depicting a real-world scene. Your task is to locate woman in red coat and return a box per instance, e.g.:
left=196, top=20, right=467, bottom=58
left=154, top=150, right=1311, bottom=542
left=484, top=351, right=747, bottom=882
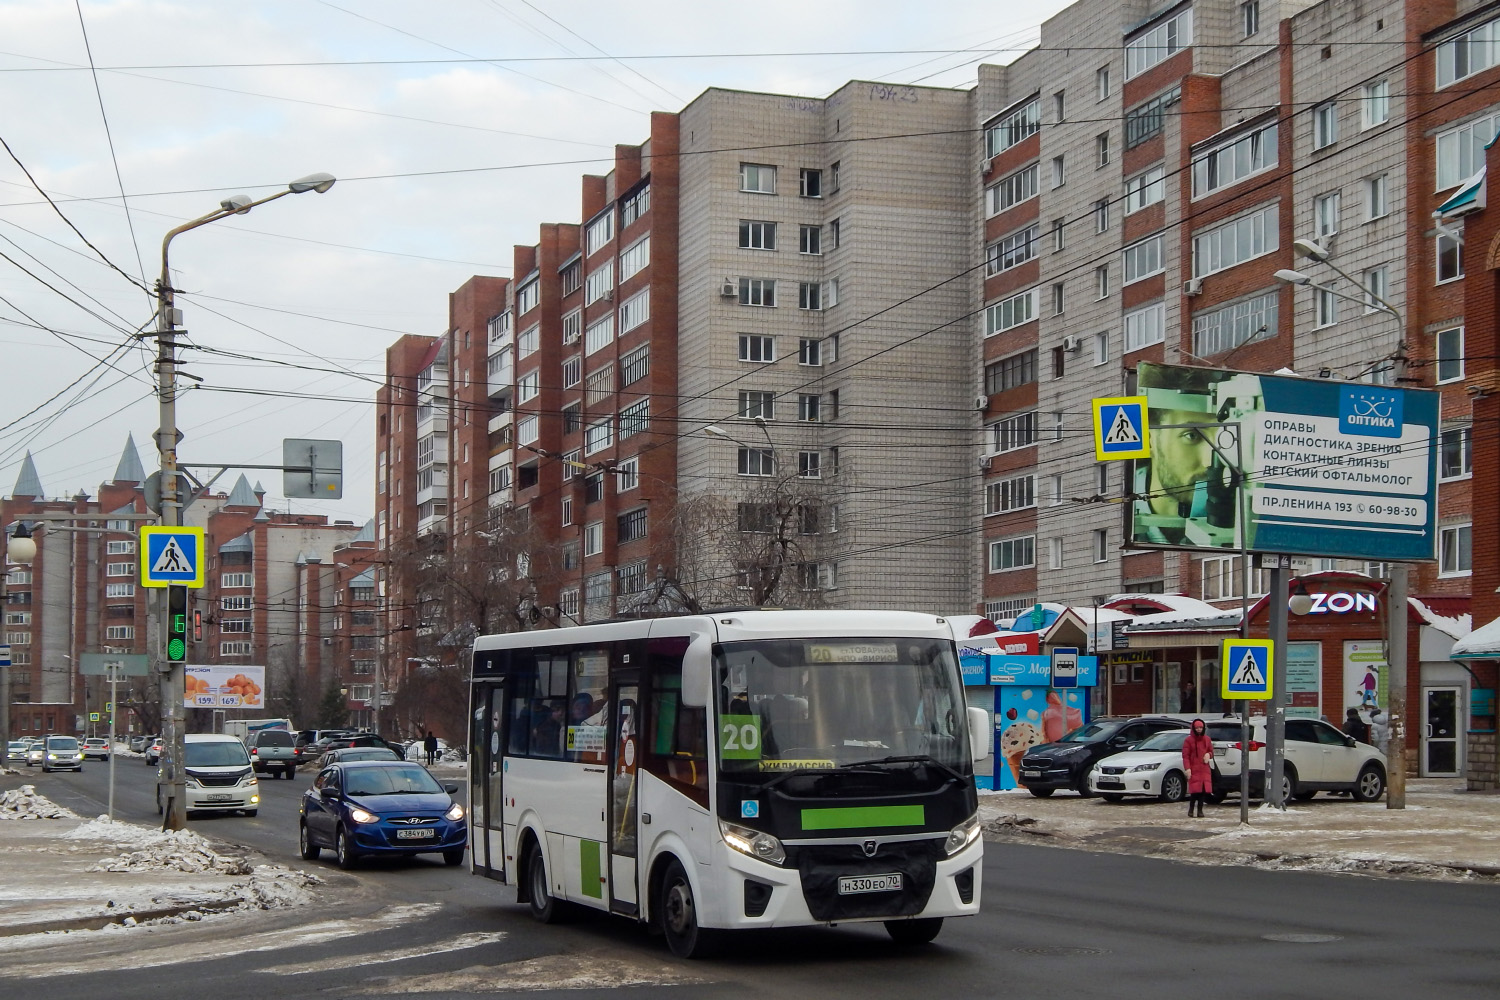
left=1180, top=718, right=1215, bottom=817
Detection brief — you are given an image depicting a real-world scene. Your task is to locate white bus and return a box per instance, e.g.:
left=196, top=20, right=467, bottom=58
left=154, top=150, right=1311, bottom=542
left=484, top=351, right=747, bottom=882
left=468, top=609, right=989, bottom=957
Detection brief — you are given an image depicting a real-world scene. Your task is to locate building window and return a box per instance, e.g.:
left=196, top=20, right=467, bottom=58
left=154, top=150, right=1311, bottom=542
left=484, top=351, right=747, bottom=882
left=984, top=597, right=1032, bottom=623
left=797, top=451, right=821, bottom=478
left=984, top=289, right=1037, bottom=336
left=584, top=417, right=614, bottom=455
left=830, top=161, right=841, bottom=192
left=617, top=560, right=648, bottom=595
left=988, top=411, right=1037, bottom=453
left=985, top=164, right=1039, bottom=216
left=738, top=390, right=774, bottom=420
left=1437, top=233, right=1464, bottom=283
left=621, top=345, right=649, bottom=386
left=106, top=562, right=133, bottom=577
left=516, top=324, right=540, bottom=360
left=619, top=399, right=648, bottom=439
left=489, top=465, right=513, bottom=494
left=585, top=315, right=614, bottom=356
left=739, top=335, right=775, bottom=362
left=1048, top=536, right=1064, bottom=569
left=585, top=211, right=614, bottom=256
left=106, top=583, right=135, bottom=598
left=1095, top=265, right=1110, bottom=300
left=1052, top=218, right=1066, bottom=252
left=1054, top=90, right=1066, bottom=121
left=1241, top=0, right=1259, bottom=37
left=619, top=289, right=649, bottom=333
left=799, top=168, right=822, bottom=198
left=516, top=280, right=539, bottom=315
left=1363, top=267, right=1388, bottom=312
left=738, top=448, right=774, bottom=476
left=1096, top=132, right=1111, bottom=167
left=1092, top=529, right=1109, bottom=563
left=1440, top=523, right=1472, bottom=576
left=798, top=282, right=822, bottom=311
left=517, top=370, right=539, bottom=402
left=584, top=521, right=604, bottom=557
left=1315, top=286, right=1338, bottom=329
left=1437, top=15, right=1500, bottom=87
left=1094, top=331, right=1110, bottom=366
left=987, top=224, right=1040, bottom=275
left=1094, top=199, right=1110, bottom=233
left=825, top=390, right=840, bottom=421
left=221, top=573, right=252, bottom=588
left=558, top=588, right=580, bottom=619
left=1051, top=345, right=1066, bottom=380
left=1201, top=555, right=1268, bottom=600
left=585, top=261, right=614, bottom=304
left=984, top=474, right=1035, bottom=515
left=1441, top=426, right=1472, bottom=480
left=738, top=278, right=777, bottom=307
left=219, top=619, right=251, bottom=634
left=798, top=225, right=822, bottom=256
left=615, top=456, right=639, bottom=492
left=617, top=507, right=649, bottom=543
left=984, top=98, right=1041, bottom=156
left=584, top=364, right=614, bottom=405
left=1123, top=234, right=1165, bottom=284
left=1124, top=165, right=1166, bottom=213
left=798, top=338, right=822, bottom=366
left=558, top=355, right=581, bottom=390
left=1192, top=291, right=1277, bottom=357
left=1192, top=204, right=1278, bottom=277
left=1436, top=327, right=1464, bottom=383
left=584, top=572, right=611, bottom=604
left=1313, top=101, right=1338, bottom=150
left=584, top=469, right=604, bottom=504
left=1124, top=86, right=1181, bottom=149
left=739, top=163, right=777, bottom=194
left=1051, top=155, right=1065, bottom=188
left=1314, top=192, right=1340, bottom=238
left=797, top=394, right=820, bottom=421
left=1096, top=66, right=1110, bottom=100
left=621, top=185, right=650, bottom=226
left=1124, top=301, right=1167, bottom=353
left=1126, top=8, right=1192, bottom=79
left=221, top=642, right=252, bottom=656
left=1362, top=79, right=1390, bottom=129
left=1366, top=174, right=1388, bottom=221
left=984, top=349, right=1038, bottom=394
left=988, top=536, right=1036, bottom=572
left=106, top=540, right=135, bottom=555
left=1051, top=282, right=1064, bottom=315
left=620, top=236, right=650, bottom=280
left=829, top=218, right=841, bottom=248
left=105, top=625, right=135, bottom=640
left=1436, top=114, right=1500, bottom=189
left=739, top=220, right=776, bottom=250
left=1191, top=123, right=1277, bottom=197
left=561, top=495, right=573, bottom=527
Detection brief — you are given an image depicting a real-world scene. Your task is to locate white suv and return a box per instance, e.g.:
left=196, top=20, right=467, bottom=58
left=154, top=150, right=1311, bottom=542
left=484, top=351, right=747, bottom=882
left=157, top=734, right=260, bottom=817
left=1209, top=716, right=1387, bottom=802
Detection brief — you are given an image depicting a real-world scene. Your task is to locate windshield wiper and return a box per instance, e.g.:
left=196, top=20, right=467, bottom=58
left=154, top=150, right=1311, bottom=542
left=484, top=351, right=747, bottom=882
left=843, top=754, right=966, bottom=784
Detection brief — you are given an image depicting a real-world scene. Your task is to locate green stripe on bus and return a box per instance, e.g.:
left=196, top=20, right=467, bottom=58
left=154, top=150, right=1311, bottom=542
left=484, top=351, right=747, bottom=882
left=580, top=838, right=603, bottom=898
left=800, top=805, right=925, bottom=831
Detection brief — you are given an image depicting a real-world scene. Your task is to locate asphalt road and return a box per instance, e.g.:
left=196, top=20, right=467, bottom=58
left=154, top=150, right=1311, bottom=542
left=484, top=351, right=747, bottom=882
left=7, top=759, right=1500, bottom=999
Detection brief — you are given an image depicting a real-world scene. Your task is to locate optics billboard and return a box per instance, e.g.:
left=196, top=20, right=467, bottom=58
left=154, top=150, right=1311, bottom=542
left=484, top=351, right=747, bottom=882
left=1127, top=363, right=1437, bottom=562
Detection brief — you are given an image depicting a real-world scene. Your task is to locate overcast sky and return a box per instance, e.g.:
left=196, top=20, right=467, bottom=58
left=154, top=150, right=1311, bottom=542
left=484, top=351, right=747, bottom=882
left=0, top=0, right=1071, bottom=524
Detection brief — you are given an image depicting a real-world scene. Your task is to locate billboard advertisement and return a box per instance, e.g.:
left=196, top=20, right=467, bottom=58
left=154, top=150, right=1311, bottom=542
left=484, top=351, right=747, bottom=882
left=1128, top=363, right=1438, bottom=561
left=184, top=665, right=265, bottom=709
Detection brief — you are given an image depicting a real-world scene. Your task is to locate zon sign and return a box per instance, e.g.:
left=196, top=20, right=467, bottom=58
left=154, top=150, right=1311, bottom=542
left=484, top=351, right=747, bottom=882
left=1302, top=591, right=1378, bottom=615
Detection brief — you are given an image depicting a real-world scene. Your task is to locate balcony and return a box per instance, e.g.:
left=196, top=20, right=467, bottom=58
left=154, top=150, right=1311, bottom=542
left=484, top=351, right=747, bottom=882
left=416, top=470, right=448, bottom=508
left=488, top=352, right=514, bottom=401
left=487, top=409, right=514, bottom=436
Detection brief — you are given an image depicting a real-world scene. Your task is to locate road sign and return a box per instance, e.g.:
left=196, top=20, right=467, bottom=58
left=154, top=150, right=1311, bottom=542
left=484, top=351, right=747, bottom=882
left=283, top=438, right=343, bottom=499
left=1222, top=638, right=1274, bottom=700
left=0, top=644, right=9, bottom=667
left=89, top=712, right=100, bottom=722
left=139, top=526, right=204, bottom=588
left=105, top=702, right=113, bottom=712
left=79, top=653, right=149, bottom=676
left=144, top=471, right=195, bottom=514
left=1092, top=395, right=1151, bottom=461
left=1051, top=646, right=1079, bottom=688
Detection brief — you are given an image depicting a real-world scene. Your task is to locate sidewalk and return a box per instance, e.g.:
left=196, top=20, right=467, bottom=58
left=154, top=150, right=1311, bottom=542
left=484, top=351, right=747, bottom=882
left=0, top=784, right=324, bottom=938
left=978, top=778, right=1500, bottom=880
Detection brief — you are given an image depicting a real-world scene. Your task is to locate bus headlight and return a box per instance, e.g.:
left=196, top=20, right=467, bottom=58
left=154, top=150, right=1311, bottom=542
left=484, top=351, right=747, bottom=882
left=944, top=814, right=981, bottom=856
left=719, top=819, right=786, bottom=866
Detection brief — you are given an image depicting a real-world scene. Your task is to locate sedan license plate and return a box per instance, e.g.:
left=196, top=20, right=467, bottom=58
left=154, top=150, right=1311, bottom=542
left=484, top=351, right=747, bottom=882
left=1022, top=769, right=1041, bottom=778
left=837, top=873, right=902, bottom=895
left=395, top=828, right=436, bottom=840
left=205, top=793, right=231, bottom=802
left=1096, top=780, right=1124, bottom=789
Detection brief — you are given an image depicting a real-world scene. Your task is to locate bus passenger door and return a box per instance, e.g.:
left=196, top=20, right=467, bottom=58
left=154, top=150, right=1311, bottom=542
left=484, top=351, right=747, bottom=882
left=608, top=677, right=640, bottom=915
left=472, top=682, right=507, bottom=881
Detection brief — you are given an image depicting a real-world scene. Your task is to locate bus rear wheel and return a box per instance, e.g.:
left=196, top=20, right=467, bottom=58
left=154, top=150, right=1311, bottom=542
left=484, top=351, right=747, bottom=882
left=885, top=917, right=943, bottom=946
left=659, top=859, right=718, bottom=959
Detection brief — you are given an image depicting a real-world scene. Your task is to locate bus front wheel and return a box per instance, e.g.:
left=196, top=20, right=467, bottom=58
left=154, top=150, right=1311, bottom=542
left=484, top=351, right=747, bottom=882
left=659, top=859, right=718, bottom=959
left=525, top=842, right=564, bottom=924
left=885, top=917, right=943, bottom=946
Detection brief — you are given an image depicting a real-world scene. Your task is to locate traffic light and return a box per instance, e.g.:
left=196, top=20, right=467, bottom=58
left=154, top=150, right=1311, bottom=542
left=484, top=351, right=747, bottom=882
left=192, top=608, right=203, bottom=643
left=167, top=585, right=188, bottom=663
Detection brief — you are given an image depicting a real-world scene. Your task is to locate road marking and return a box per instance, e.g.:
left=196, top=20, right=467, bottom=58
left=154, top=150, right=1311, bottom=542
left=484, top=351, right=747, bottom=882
left=256, top=931, right=507, bottom=975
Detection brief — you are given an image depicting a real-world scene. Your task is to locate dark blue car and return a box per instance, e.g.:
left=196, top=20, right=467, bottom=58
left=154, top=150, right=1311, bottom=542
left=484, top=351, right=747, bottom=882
left=299, top=760, right=467, bottom=869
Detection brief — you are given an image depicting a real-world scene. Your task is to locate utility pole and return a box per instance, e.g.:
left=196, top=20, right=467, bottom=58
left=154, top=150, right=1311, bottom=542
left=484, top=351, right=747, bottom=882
left=1265, top=557, right=1290, bottom=809
left=1387, top=564, right=1409, bottom=809
left=154, top=265, right=187, bottom=830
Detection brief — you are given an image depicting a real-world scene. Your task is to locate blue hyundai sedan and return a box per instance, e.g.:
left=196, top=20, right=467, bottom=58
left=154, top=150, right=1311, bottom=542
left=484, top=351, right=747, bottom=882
left=299, top=760, right=466, bottom=869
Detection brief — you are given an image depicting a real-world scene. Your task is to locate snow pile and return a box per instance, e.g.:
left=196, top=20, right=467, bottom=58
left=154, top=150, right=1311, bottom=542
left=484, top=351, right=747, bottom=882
left=237, top=865, right=324, bottom=909
left=66, top=815, right=183, bottom=846
left=87, top=828, right=252, bottom=875
left=0, top=784, right=79, bottom=820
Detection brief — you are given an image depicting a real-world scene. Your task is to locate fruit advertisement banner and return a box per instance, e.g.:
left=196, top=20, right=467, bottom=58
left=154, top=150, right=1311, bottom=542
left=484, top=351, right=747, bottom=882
left=184, top=665, right=266, bottom=708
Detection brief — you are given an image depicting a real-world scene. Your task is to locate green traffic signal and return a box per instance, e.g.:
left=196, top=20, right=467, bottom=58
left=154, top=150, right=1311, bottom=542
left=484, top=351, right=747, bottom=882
left=167, top=586, right=188, bottom=663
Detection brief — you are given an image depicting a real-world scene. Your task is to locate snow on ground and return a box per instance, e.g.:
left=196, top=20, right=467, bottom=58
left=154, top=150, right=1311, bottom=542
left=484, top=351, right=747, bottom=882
left=0, top=784, right=80, bottom=820
left=87, top=828, right=253, bottom=875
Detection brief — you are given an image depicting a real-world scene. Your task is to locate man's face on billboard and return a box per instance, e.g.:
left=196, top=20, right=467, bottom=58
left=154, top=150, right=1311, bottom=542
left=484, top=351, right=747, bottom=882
left=1149, top=413, right=1213, bottom=508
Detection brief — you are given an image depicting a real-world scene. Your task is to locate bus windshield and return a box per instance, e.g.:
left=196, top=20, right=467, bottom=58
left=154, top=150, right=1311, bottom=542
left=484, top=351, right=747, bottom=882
left=715, top=637, right=969, bottom=781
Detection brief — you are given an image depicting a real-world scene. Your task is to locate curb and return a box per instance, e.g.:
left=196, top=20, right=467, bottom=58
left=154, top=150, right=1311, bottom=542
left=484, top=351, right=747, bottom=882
left=0, top=896, right=246, bottom=938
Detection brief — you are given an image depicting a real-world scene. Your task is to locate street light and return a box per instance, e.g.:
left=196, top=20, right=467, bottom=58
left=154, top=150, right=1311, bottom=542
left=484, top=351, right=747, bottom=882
left=154, top=172, right=336, bottom=831
left=0, top=523, right=36, bottom=753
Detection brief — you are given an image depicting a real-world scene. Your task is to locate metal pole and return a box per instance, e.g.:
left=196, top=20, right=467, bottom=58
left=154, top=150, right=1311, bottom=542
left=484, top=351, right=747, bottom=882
left=1266, top=558, right=1290, bottom=809
left=373, top=657, right=381, bottom=737
left=1, top=560, right=8, bottom=756
left=1234, top=428, right=1251, bottom=826
left=1387, top=563, right=1408, bottom=809
left=107, top=664, right=118, bottom=821
left=156, top=260, right=187, bottom=831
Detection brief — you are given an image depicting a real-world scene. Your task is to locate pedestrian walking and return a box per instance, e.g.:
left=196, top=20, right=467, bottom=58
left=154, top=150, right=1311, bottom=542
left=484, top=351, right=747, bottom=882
left=424, top=730, right=438, bottom=766
left=1368, top=705, right=1391, bottom=757
left=1343, top=708, right=1371, bottom=745
left=1181, top=718, right=1215, bottom=818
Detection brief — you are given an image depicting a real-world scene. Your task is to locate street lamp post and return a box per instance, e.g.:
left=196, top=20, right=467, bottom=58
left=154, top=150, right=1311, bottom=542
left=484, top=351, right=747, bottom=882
left=0, top=523, right=38, bottom=754
left=155, top=173, right=335, bottom=831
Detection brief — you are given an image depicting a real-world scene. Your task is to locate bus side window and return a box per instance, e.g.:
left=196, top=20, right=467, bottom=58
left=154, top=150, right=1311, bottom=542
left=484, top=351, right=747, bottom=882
left=529, top=654, right=570, bottom=760
left=646, top=636, right=707, bottom=804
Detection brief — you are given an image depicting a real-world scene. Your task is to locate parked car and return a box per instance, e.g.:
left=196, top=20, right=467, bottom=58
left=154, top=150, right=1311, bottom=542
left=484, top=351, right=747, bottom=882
left=299, top=760, right=466, bottom=869
left=157, top=733, right=259, bottom=817
left=1088, top=729, right=1197, bottom=802
left=318, top=733, right=406, bottom=760
left=144, top=737, right=164, bottom=766
left=1018, top=715, right=1194, bottom=796
left=315, top=747, right=401, bottom=769
left=26, top=739, right=47, bottom=767
left=248, top=729, right=298, bottom=780
left=6, top=739, right=28, bottom=763
left=1211, top=716, right=1387, bottom=802
left=128, top=734, right=152, bottom=754
left=41, top=735, right=84, bottom=773
left=81, top=738, right=111, bottom=760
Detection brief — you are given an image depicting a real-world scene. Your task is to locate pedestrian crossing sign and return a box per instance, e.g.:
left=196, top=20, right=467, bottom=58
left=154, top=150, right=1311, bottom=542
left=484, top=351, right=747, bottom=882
left=1092, top=395, right=1151, bottom=461
left=139, top=526, right=205, bottom=589
left=1221, top=638, right=1274, bottom=700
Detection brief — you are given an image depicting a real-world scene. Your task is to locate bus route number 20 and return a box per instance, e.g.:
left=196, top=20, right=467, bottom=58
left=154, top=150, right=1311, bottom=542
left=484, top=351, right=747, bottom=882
left=719, top=715, right=762, bottom=759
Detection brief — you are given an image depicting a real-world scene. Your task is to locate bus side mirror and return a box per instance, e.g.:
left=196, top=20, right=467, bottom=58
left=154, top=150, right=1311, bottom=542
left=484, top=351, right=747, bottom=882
left=680, top=632, right=714, bottom=708
left=967, top=707, right=991, bottom=762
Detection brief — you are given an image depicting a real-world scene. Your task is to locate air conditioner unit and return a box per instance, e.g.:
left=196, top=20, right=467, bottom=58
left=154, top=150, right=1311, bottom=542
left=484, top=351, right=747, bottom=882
left=720, top=278, right=737, bottom=297
left=1183, top=277, right=1204, bottom=297
left=974, top=394, right=990, bottom=412
left=1062, top=336, right=1082, bottom=353
left=602, top=289, right=614, bottom=302
left=978, top=456, right=992, bottom=471
left=980, top=155, right=995, bottom=174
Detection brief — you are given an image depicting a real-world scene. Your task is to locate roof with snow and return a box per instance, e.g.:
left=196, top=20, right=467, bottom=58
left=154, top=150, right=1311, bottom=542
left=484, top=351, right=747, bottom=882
left=1451, top=615, right=1500, bottom=659
left=348, top=568, right=375, bottom=589
left=225, top=474, right=257, bottom=508
left=11, top=452, right=43, bottom=500
left=219, top=532, right=253, bottom=554
left=112, top=434, right=145, bottom=484
left=351, top=519, right=375, bottom=543
left=1410, top=597, right=1471, bottom=642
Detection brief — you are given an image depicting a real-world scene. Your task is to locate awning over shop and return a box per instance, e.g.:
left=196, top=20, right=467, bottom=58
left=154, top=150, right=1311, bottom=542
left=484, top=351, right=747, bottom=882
left=1451, top=614, right=1500, bottom=659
